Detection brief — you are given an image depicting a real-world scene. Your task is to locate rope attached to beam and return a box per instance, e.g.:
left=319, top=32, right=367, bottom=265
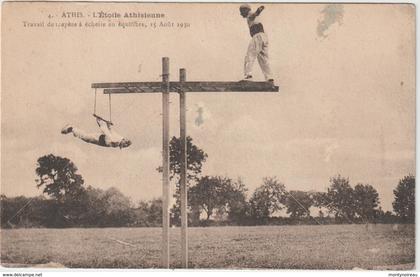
left=109, top=93, right=112, bottom=123
left=94, top=88, right=97, bottom=115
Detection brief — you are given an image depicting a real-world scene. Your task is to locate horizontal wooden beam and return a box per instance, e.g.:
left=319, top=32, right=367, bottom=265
left=92, top=81, right=279, bottom=93
left=92, top=82, right=162, bottom=90
left=173, top=81, right=279, bottom=92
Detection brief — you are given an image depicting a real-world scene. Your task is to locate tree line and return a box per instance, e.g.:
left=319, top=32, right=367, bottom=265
left=0, top=137, right=415, bottom=228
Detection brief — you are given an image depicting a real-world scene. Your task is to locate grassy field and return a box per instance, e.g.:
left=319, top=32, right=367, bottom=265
left=0, top=224, right=415, bottom=269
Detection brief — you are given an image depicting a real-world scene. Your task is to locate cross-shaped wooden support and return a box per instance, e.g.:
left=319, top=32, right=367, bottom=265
left=92, top=57, right=279, bottom=269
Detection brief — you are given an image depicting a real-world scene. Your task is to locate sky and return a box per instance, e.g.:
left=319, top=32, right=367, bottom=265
left=1, top=3, right=415, bottom=212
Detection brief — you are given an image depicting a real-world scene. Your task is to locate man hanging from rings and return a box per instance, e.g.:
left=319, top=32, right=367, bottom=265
left=61, top=114, right=132, bottom=149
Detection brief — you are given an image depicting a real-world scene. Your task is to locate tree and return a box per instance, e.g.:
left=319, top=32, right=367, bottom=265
left=157, top=136, right=208, bottom=224
left=0, top=195, right=56, bottom=228
left=249, top=177, right=286, bottom=221
left=62, top=185, right=135, bottom=227
left=393, top=175, right=415, bottom=223
left=134, top=198, right=162, bottom=227
left=76, top=186, right=107, bottom=226
left=188, top=176, right=248, bottom=224
left=35, top=154, right=86, bottom=227
left=285, top=190, right=313, bottom=218
left=311, top=191, right=327, bottom=208
left=188, top=176, right=231, bottom=220
left=158, top=136, right=208, bottom=184
left=353, top=183, right=380, bottom=222
left=309, top=191, right=330, bottom=217
left=99, top=187, right=135, bottom=226
left=325, top=175, right=355, bottom=221
left=225, top=178, right=249, bottom=224
left=35, top=154, right=85, bottom=201
left=1, top=196, right=31, bottom=227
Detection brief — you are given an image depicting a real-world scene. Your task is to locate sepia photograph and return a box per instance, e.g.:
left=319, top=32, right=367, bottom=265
left=0, top=1, right=416, bottom=272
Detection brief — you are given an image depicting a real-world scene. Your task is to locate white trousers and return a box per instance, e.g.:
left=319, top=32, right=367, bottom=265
left=244, top=32, right=272, bottom=80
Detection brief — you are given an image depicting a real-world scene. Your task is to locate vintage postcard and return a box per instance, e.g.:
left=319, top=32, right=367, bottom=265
left=1, top=1, right=415, bottom=271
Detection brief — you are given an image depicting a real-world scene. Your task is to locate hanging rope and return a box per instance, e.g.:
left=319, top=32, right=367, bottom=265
left=93, top=88, right=112, bottom=123
left=93, top=88, right=97, bottom=115
left=109, top=93, right=112, bottom=123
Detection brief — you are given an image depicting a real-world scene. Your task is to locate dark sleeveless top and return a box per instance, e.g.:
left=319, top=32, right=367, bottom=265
left=98, top=134, right=107, bottom=147
left=250, top=23, right=264, bottom=37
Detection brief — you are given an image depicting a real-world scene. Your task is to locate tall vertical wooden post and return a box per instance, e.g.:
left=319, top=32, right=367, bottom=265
left=162, top=57, right=170, bottom=268
left=179, top=68, right=188, bottom=268
left=92, top=59, right=278, bottom=269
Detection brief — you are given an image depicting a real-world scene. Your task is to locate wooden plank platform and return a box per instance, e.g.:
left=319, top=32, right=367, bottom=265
left=92, top=81, right=279, bottom=93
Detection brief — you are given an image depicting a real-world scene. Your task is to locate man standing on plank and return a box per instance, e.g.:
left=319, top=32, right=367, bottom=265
left=240, top=4, right=274, bottom=82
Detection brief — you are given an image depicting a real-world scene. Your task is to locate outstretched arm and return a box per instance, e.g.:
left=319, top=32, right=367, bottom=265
left=92, top=114, right=127, bottom=146
left=93, top=114, right=113, bottom=127
left=249, top=6, right=265, bottom=20
left=96, top=118, right=113, bottom=138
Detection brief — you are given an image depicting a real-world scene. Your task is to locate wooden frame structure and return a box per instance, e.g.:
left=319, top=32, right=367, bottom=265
left=92, top=57, right=279, bottom=268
